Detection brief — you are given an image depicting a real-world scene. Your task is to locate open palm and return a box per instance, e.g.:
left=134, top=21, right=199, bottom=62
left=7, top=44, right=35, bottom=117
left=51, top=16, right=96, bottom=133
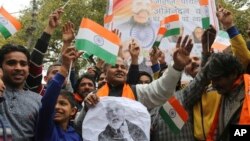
left=173, top=35, right=193, bottom=71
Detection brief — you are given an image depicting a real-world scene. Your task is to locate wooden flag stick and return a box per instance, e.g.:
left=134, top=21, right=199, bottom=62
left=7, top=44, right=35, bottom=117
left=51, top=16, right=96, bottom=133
left=62, top=0, right=71, bottom=9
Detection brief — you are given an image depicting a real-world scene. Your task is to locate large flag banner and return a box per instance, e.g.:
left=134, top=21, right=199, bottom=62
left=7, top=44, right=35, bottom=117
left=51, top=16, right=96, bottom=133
left=82, top=97, right=150, bottom=141
left=159, top=96, right=188, bottom=134
left=107, top=0, right=219, bottom=74
left=0, top=7, right=21, bottom=39
left=75, top=18, right=120, bottom=65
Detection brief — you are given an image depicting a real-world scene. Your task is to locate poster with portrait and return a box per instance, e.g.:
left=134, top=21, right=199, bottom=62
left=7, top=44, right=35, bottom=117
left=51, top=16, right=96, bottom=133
left=106, top=0, right=219, bottom=75
left=82, top=96, right=150, bottom=141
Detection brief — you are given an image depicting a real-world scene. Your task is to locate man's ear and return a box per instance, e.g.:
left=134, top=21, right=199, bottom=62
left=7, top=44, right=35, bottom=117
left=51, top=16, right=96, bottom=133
left=70, top=107, right=77, bottom=118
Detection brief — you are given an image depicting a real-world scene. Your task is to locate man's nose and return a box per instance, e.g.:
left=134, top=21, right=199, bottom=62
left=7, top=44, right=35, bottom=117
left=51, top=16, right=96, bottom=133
left=14, top=63, right=23, bottom=70
left=55, top=103, right=60, bottom=110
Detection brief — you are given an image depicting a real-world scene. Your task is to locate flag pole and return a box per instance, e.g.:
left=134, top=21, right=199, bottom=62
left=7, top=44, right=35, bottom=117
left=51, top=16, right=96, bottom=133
left=67, top=61, right=72, bottom=82
left=207, top=30, right=210, bottom=52
left=62, top=0, right=71, bottom=9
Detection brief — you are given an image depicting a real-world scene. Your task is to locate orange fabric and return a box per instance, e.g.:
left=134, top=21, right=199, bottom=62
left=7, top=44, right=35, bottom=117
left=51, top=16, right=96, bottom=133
left=96, top=83, right=135, bottom=100
left=73, top=93, right=83, bottom=103
left=239, top=74, right=250, bottom=123
left=206, top=101, right=221, bottom=141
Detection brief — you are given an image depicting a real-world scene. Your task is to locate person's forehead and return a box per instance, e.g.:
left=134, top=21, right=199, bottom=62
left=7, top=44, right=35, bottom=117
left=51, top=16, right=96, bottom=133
left=57, top=95, right=70, bottom=102
left=4, top=52, right=28, bottom=61
left=100, top=73, right=106, bottom=77
left=116, top=58, right=126, bottom=65
left=140, top=75, right=151, bottom=80
left=190, top=55, right=200, bottom=59
left=80, top=77, right=94, bottom=84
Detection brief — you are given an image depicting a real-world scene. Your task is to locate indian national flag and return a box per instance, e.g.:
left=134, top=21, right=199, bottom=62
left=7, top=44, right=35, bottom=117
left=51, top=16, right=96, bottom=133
left=161, top=14, right=180, bottom=37
left=152, top=27, right=166, bottom=49
left=75, top=18, right=120, bottom=65
left=159, top=96, right=188, bottom=134
left=0, top=7, right=21, bottom=39
left=211, top=30, right=231, bottom=52
left=199, top=0, right=210, bottom=29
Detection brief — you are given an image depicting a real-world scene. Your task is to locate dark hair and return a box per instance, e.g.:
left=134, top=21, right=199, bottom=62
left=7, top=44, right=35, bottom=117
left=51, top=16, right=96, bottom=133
left=60, top=90, right=77, bottom=108
left=206, top=53, right=244, bottom=79
left=46, top=63, right=62, bottom=76
left=0, top=44, right=30, bottom=67
left=96, top=71, right=105, bottom=81
left=74, top=73, right=96, bottom=93
left=138, top=71, right=153, bottom=83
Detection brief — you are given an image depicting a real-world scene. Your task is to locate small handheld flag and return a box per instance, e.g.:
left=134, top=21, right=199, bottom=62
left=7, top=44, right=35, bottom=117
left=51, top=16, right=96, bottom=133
left=161, top=14, right=180, bottom=37
left=199, top=0, right=210, bottom=29
left=0, top=7, right=21, bottom=39
left=159, top=96, right=188, bottom=134
left=75, top=18, right=120, bottom=65
left=152, top=27, right=166, bottom=49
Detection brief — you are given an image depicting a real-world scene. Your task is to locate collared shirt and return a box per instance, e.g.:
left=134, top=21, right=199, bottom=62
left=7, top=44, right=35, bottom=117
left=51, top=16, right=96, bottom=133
left=0, top=86, right=41, bottom=141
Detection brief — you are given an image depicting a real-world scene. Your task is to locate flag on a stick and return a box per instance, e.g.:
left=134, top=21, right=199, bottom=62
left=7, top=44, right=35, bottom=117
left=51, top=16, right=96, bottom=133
left=75, top=18, right=120, bottom=65
left=152, top=27, right=166, bottom=49
left=0, top=7, right=21, bottom=39
left=199, top=0, right=210, bottom=29
left=159, top=96, right=188, bottom=134
left=161, top=14, right=180, bottom=37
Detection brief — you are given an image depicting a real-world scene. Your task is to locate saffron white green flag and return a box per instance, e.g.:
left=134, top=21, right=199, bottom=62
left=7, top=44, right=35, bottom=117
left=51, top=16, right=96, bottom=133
left=152, top=27, right=166, bottom=49
left=0, top=7, right=21, bottom=39
left=159, top=96, right=188, bottom=134
left=212, top=30, right=231, bottom=52
left=161, top=14, right=180, bottom=37
left=75, top=18, right=120, bottom=65
left=199, top=0, right=210, bottom=29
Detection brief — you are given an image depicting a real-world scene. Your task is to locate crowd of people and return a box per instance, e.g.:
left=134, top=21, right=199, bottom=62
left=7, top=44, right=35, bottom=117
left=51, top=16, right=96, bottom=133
left=0, top=5, right=250, bottom=141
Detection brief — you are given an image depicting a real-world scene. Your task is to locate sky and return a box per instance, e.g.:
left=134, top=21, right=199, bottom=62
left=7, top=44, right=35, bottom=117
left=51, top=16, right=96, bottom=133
left=0, top=0, right=32, bottom=17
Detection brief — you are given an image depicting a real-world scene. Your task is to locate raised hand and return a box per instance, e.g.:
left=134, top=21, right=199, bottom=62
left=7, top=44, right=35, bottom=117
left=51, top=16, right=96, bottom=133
left=158, top=50, right=166, bottom=64
left=62, top=21, right=75, bottom=44
left=96, top=58, right=105, bottom=70
left=112, top=28, right=122, bottom=39
left=216, top=5, right=234, bottom=29
left=173, top=35, right=193, bottom=71
left=129, top=39, right=140, bottom=64
left=149, top=48, right=161, bottom=65
left=61, top=46, right=78, bottom=72
left=112, top=29, right=124, bottom=58
left=45, top=8, right=64, bottom=34
left=201, top=25, right=216, bottom=55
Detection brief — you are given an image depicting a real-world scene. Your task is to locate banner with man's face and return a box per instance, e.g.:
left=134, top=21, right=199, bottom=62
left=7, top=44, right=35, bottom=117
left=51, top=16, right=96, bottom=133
left=106, top=0, right=219, bottom=73
left=82, top=97, right=150, bottom=141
